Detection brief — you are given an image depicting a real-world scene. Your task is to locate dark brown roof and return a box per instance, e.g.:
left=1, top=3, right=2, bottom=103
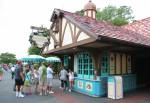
left=122, top=17, right=150, bottom=38
left=55, top=9, right=150, bottom=47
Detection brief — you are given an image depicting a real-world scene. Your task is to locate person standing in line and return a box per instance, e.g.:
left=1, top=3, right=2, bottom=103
left=38, top=63, right=47, bottom=95
left=11, top=65, right=16, bottom=79
left=33, top=64, right=39, bottom=94
left=24, top=65, right=32, bottom=96
left=59, top=66, right=68, bottom=90
left=15, top=61, right=24, bottom=98
left=68, top=69, right=74, bottom=92
left=47, top=64, right=54, bottom=94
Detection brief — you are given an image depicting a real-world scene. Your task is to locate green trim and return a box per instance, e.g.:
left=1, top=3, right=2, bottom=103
left=77, top=52, right=94, bottom=79
left=101, top=52, right=109, bottom=76
left=64, top=55, right=69, bottom=67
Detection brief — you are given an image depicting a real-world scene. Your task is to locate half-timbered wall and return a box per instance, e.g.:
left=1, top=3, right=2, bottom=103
left=55, top=32, right=59, bottom=44
left=47, top=17, right=93, bottom=52
left=62, top=22, right=73, bottom=46
left=61, top=18, right=91, bottom=46
left=77, top=32, right=90, bottom=42
left=48, top=37, right=55, bottom=50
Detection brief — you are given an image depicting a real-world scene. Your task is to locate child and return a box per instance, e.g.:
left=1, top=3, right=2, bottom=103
left=24, top=65, right=32, bottom=96
left=68, top=70, right=74, bottom=92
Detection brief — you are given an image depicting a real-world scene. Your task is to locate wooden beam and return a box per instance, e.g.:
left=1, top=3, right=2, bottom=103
left=67, top=21, right=74, bottom=43
left=61, top=21, right=67, bottom=46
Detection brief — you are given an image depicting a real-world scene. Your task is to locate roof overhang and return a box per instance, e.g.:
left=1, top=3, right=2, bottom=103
left=43, top=38, right=96, bottom=55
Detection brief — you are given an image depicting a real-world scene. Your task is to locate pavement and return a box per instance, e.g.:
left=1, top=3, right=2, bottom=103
left=0, top=71, right=150, bottom=103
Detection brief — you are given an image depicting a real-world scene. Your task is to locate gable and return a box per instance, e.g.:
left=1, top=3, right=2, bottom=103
left=77, top=32, right=90, bottom=42
left=60, top=17, right=95, bottom=46
left=62, top=21, right=72, bottom=46
left=48, top=37, right=55, bottom=51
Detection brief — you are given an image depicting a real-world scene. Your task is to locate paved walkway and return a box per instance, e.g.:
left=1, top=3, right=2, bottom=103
left=0, top=71, right=150, bottom=103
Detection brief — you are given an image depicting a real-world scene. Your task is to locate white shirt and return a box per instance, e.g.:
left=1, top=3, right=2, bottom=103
left=34, top=70, right=39, bottom=79
left=69, top=72, right=74, bottom=81
left=47, top=67, right=53, bottom=79
left=11, top=67, right=15, bottom=72
left=38, top=66, right=43, bottom=80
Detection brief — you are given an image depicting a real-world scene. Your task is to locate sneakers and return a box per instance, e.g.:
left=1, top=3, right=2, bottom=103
left=49, top=91, right=54, bottom=94
left=16, top=92, right=24, bottom=97
left=69, top=89, right=71, bottom=92
left=44, top=91, right=48, bottom=95
left=39, top=92, right=42, bottom=96
left=16, top=92, right=18, bottom=97
left=18, top=92, right=24, bottom=98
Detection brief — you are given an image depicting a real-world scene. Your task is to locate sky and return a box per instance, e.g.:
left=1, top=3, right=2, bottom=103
left=0, top=0, right=150, bottom=59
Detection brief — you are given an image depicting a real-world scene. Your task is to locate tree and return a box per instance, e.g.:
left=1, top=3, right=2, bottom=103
left=111, top=17, right=128, bottom=26
left=75, top=9, right=84, bottom=16
left=77, top=5, right=134, bottom=26
left=0, top=53, right=17, bottom=64
left=97, top=5, right=134, bottom=26
left=28, top=25, right=49, bottom=54
left=96, top=6, right=117, bottom=21
left=28, top=46, right=42, bottom=55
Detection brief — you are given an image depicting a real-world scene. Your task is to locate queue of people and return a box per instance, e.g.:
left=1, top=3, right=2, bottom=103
left=59, top=66, right=75, bottom=92
left=12, top=61, right=75, bottom=98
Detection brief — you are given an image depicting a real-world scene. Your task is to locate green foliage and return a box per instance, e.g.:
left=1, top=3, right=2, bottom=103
left=52, top=62, right=61, bottom=74
left=96, top=6, right=117, bottom=21
left=96, top=5, right=134, bottom=26
left=111, top=17, right=128, bottom=26
left=0, top=67, right=3, bottom=74
left=0, top=52, right=17, bottom=64
left=76, top=5, right=134, bottom=26
left=75, top=9, right=84, bottom=16
left=28, top=46, right=42, bottom=55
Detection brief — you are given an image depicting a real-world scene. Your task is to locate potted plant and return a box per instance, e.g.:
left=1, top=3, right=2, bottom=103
left=0, top=67, right=3, bottom=81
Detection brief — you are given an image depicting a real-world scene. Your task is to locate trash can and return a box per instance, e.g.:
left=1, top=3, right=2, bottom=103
left=108, top=76, right=123, bottom=99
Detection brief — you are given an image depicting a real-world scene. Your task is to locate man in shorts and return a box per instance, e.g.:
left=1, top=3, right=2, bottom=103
left=15, top=61, right=24, bottom=97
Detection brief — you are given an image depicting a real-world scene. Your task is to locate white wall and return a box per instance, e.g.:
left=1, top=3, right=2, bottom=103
left=62, top=23, right=73, bottom=46
left=48, top=37, right=54, bottom=50
left=77, top=32, right=90, bottom=41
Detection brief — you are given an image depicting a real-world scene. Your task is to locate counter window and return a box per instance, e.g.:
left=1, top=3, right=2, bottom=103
left=77, top=52, right=94, bottom=78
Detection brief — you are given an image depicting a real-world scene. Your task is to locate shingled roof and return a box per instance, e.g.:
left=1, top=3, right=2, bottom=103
left=54, top=9, right=150, bottom=47
left=122, top=17, right=150, bottom=38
